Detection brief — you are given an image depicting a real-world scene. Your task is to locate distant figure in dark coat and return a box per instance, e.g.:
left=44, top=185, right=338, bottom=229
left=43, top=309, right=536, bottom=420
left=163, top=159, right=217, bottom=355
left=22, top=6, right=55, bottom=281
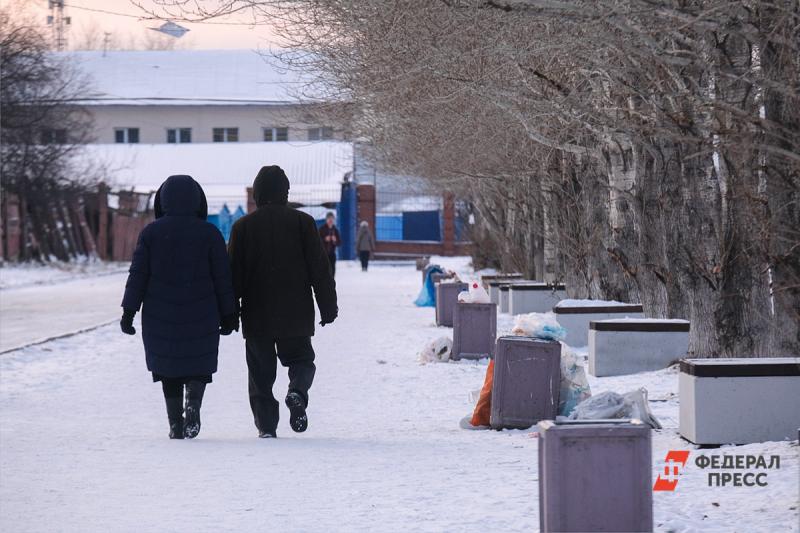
left=356, top=220, right=375, bottom=272
left=120, top=175, right=237, bottom=440
left=228, top=165, right=337, bottom=438
left=318, top=212, right=341, bottom=277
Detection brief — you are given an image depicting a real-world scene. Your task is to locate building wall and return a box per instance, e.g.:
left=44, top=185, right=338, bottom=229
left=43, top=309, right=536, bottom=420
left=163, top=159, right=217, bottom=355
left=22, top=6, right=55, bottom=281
left=87, top=104, right=345, bottom=144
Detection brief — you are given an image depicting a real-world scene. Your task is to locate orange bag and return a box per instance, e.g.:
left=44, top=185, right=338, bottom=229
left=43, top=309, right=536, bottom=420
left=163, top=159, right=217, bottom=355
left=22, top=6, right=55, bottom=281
left=470, top=359, right=494, bottom=427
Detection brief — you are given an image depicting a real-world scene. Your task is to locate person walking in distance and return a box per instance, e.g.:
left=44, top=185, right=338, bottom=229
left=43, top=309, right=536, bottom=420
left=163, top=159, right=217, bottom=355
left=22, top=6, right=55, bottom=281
left=319, top=211, right=341, bottom=277
left=120, top=175, right=237, bottom=440
left=356, top=220, right=375, bottom=272
left=228, top=166, right=338, bottom=438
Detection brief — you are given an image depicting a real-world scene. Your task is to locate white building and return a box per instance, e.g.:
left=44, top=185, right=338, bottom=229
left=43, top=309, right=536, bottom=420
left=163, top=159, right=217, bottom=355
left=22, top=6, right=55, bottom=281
left=70, top=49, right=352, bottom=212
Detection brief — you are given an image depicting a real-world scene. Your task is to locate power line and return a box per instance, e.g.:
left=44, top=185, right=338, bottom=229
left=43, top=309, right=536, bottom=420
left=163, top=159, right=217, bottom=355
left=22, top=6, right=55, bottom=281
left=63, top=3, right=268, bottom=26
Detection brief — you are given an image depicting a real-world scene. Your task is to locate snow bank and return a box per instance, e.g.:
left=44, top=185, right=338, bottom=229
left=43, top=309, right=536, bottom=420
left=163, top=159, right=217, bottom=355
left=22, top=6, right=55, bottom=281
left=0, top=261, right=126, bottom=290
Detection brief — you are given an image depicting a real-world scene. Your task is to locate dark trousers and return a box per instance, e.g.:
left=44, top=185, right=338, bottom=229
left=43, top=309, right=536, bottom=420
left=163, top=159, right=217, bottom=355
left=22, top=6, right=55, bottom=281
left=359, top=251, right=370, bottom=271
left=327, top=252, right=337, bottom=277
left=245, top=336, right=316, bottom=434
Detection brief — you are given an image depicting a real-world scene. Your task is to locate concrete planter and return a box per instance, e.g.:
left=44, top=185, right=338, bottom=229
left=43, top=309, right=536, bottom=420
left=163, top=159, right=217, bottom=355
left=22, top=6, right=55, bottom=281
left=435, top=281, right=467, bottom=327
left=538, top=419, right=653, bottom=533
left=451, top=302, right=497, bottom=361
left=490, top=337, right=561, bottom=429
left=487, top=281, right=506, bottom=305
left=480, top=273, right=523, bottom=290
left=553, top=303, right=644, bottom=347
left=588, top=319, right=690, bottom=377
left=679, top=357, right=800, bottom=445
left=498, top=284, right=512, bottom=313
left=508, top=283, right=567, bottom=315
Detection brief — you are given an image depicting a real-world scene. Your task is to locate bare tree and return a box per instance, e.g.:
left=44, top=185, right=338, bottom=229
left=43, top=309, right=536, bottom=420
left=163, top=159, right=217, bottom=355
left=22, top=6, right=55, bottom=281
left=1, top=5, right=99, bottom=261
left=144, top=0, right=800, bottom=356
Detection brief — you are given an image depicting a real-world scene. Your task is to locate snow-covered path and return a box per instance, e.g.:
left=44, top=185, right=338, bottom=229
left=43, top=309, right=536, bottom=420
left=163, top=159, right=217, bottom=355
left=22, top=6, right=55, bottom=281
left=1, top=261, right=798, bottom=532
left=0, top=272, right=129, bottom=353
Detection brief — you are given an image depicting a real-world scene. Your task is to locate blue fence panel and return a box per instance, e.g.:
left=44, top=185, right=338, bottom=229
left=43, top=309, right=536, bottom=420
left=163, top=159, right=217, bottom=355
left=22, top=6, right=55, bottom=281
left=376, top=215, right=403, bottom=240
left=403, top=210, right=441, bottom=241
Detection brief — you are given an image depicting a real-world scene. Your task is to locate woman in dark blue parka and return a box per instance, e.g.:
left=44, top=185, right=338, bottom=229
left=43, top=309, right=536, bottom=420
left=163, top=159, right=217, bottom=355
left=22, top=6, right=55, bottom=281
left=120, top=175, right=237, bottom=439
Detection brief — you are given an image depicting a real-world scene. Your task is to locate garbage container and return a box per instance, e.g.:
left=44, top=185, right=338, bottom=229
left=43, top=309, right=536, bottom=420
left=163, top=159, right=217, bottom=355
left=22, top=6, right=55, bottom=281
left=490, top=336, right=561, bottom=429
left=435, top=281, right=468, bottom=327
left=452, top=302, right=497, bottom=360
left=538, top=419, right=653, bottom=533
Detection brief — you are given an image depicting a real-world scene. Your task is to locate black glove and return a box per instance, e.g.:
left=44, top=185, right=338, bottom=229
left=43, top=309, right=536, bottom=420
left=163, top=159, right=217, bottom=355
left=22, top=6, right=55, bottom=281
left=319, top=313, right=337, bottom=327
left=120, top=308, right=136, bottom=335
left=220, top=313, right=239, bottom=336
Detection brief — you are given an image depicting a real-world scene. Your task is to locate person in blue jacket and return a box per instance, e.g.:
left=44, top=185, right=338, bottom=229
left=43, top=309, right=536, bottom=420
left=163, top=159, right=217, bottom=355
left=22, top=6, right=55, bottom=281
left=119, top=175, right=238, bottom=439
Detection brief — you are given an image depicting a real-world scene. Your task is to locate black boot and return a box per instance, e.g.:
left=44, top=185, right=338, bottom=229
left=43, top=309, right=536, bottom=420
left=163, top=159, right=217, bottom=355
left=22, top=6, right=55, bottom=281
left=184, top=380, right=206, bottom=439
left=163, top=381, right=184, bottom=439
left=285, top=390, right=308, bottom=433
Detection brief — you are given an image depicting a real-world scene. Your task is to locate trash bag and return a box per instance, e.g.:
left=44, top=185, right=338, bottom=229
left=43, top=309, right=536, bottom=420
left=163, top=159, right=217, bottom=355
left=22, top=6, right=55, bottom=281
left=566, top=388, right=662, bottom=429
left=414, top=265, right=444, bottom=307
left=418, top=336, right=452, bottom=363
left=511, top=312, right=567, bottom=342
left=559, top=344, right=592, bottom=416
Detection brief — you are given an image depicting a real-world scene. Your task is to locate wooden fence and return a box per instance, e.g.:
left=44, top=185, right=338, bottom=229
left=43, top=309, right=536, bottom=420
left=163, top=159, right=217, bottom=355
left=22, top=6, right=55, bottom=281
left=1, top=183, right=154, bottom=263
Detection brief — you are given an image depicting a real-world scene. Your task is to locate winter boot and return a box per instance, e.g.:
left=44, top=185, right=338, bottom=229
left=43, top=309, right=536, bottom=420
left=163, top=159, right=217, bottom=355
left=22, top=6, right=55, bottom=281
left=183, top=381, right=206, bottom=439
left=285, top=391, right=308, bottom=433
left=258, top=430, right=277, bottom=439
left=163, top=382, right=185, bottom=439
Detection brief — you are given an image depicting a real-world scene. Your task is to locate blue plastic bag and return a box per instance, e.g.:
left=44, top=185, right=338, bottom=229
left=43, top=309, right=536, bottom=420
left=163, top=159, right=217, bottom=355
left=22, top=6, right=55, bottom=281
left=414, top=265, right=444, bottom=307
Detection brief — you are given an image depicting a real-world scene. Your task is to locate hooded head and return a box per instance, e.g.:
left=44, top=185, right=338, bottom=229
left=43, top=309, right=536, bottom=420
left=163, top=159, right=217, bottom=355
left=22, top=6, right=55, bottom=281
left=154, top=175, right=208, bottom=220
left=253, top=165, right=290, bottom=206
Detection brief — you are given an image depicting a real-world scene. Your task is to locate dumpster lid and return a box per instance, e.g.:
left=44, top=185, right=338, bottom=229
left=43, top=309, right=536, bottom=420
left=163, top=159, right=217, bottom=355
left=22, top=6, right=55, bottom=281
left=680, top=357, right=800, bottom=377
left=509, top=283, right=567, bottom=291
left=538, top=419, right=647, bottom=433
left=554, top=304, right=643, bottom=314
left=589, top=319, right=690, bottom=332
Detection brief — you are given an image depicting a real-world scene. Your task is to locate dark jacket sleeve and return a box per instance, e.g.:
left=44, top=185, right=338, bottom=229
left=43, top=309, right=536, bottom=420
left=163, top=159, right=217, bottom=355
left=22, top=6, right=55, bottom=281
left=227, top=219, right=245, bottom=303
left=121, top=226, right=150, bottom=311
left=209, top=225, right=236, bottom=317
left=303, top=216, right=338, bottom=320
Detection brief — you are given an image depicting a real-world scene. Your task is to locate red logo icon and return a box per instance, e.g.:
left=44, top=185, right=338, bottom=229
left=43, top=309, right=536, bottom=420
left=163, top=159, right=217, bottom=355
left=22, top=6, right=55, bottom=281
left=653, top=450, right=691, bottom=491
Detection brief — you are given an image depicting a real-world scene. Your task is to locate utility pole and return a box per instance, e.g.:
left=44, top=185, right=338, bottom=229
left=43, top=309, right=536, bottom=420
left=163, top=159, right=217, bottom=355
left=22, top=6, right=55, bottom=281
left=46, top=0, right=71, bottom=51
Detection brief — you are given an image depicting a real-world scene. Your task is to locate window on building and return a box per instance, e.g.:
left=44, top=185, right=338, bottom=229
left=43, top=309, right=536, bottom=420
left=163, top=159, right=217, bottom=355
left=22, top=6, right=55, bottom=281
left=263, top=127, right=289, bottom=142
left=40, top=129, right=68, bottom=145
left=167, top=128, right=192, bottom=144
left=213, top=127, right=238, bottom=142
left=307, top=126, right=334, bottom=141
left=114, top=128, right=139, bottom=144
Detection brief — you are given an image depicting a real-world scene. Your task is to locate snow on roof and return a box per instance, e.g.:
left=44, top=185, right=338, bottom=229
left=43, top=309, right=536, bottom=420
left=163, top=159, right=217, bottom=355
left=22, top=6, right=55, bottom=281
left=82, top=141, right=353, bottom=211
left=67, top=50, right=311, bottom=106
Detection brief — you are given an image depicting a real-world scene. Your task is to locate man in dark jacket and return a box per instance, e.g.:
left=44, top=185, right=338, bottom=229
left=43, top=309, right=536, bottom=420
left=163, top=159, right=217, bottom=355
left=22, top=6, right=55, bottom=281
left=228, top=165, right=338, bottom=438
left=318, top=212, right=341, bottom=277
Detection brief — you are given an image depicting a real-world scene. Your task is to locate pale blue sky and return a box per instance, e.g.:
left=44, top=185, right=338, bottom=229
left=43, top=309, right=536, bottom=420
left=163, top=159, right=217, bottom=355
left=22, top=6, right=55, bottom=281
left=34, top=0, right=278, bottom=50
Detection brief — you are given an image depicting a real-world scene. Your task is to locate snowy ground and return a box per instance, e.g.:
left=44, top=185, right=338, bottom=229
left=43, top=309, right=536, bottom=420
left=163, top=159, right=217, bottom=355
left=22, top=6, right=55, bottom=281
left=0, top=260, right=127, bottom=290
left=0, top=270, right=129, bottom=353
left=1, top=259, right=797, bottom=532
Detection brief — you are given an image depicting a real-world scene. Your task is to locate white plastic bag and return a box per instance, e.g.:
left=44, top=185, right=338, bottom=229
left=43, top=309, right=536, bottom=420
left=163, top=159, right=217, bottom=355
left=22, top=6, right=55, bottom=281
left=558, top=344, right=592, bottom=416
left=566, top=388, right=662, bottom=429
left=512, top=312, right=566, bottom=342
left=467, top=280, right=490, bottom=303
left=418, top=336, right=453, bottom=364
left=458, top=280, right=490, bottom=304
